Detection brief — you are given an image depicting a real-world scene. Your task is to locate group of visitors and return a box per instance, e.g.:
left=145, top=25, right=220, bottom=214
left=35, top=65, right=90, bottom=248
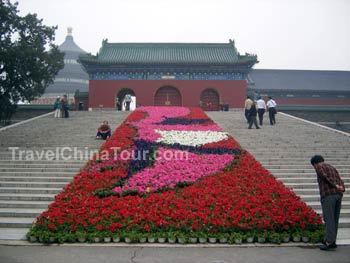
left=244, top=93, right=277, bottom=129
left=53, top=95, right=69, bottom=118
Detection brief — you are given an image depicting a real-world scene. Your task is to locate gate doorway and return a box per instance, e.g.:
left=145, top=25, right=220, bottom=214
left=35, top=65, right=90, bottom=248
left=200, top=88, right=220, bottom=111
left=116, top=88, right=136, bottom=111
left=154, top=86, right=182, bottom=106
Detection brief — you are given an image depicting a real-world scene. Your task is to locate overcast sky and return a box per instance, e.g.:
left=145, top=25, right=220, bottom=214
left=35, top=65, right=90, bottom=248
left=17, top=0, right=350, bottom=71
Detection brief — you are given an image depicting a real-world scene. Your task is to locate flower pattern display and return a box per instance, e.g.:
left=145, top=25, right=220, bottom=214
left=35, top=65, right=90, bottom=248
left=28, top=106, right=322, bottom=242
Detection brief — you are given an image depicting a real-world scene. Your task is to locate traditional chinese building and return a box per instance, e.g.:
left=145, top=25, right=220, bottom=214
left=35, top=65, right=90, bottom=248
left=248, top=69, right=350, bottom=107
left=31, top=28, right=89, bottom=107
left=78, top=39, right=258, bottom=110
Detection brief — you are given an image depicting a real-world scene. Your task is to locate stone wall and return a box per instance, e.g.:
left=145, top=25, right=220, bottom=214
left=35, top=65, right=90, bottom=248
left=0, top=109, right=52, bottom=127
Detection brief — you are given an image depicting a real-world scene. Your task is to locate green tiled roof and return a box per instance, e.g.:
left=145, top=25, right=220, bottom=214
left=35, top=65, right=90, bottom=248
left=79, top=40, right=258, bottom=66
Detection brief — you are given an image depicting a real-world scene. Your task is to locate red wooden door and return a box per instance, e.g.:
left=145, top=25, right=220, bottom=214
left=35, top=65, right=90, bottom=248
left=200, top=89, right=220, bottom=111
left=154, top=86, right=182, bottom=106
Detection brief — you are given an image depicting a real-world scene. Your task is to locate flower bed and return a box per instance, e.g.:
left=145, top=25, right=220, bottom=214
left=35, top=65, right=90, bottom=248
left=27, top=107, right=323, bottom=243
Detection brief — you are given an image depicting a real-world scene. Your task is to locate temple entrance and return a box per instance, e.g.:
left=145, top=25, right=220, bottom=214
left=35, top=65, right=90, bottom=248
left=154, top=86, right=182, bottom=106
left=116, top=88, right=136, bottom=111
left=200, top=88, right=220, bottom=111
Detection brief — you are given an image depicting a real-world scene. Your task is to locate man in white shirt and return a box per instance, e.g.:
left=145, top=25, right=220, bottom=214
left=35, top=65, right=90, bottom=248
left=256, top=97, right=267, bottom=125
left=266, top=96, right=277, bottom=125
left=124, top=94, right=132, bottom=111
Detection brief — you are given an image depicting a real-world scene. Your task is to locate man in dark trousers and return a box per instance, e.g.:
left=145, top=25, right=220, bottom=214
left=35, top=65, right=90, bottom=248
left=310, top=155, right=345, bottom=251
left=266, top=96, right=277, bottom=125
left=247, top=102, right=260, bottom=129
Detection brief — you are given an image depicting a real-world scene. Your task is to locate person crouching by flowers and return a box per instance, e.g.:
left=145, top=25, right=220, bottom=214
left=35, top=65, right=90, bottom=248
left=95, top=121, right=111, bottom=140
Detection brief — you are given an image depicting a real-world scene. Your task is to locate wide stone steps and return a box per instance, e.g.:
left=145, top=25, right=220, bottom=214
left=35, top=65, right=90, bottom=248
left=0, top=182, right=69, bottom=188
left=0, top=167, right=80, bottom=172
left=298, top=195, right=349, bottom=202
left=260, top=160, right=350, bottom=165
left=0, top=187, right=62, bottom=194
left=291, top=188, right=345, bottom=195
left=0, top=164, right=84, bottom=169
left=0, top=177, right=73, bottom=182
left=208, top=110, right=350, bottom=245
left=0, top=110, right=129, bottom=240
left=284, top=182, right=350, bottom=189
left=0, top=200, right=51, bottom=209
left=0, top=172, right=77, bottom=177
left=263, top=164, right=350, bottom=169
left=273, top=173, right=350, bottom=178
left=0, top=160, right=85, bottom=164
left=0, top=109, right=349, bottom=243
left=275, top=177, right=349, bottom=183
left=268, top=168, right=349, bottom=173
left=0, top=208, right=44, bottom=218
left=0, top=217, right=35, bottom=228
left=308, top=201, right=350, bottom=210
left=0, top=193, right=55, bottom=201
left=273, top=172, right=349, bottom=178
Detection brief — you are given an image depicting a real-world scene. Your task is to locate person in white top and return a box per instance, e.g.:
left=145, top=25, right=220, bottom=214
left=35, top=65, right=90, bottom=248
left=256, top=97, right=267, bottom=125
left=124, top=94, right=132, bottom=111
left=266, top=96, right=277, bottom=125
left=244, top=96, right=254, bottom=123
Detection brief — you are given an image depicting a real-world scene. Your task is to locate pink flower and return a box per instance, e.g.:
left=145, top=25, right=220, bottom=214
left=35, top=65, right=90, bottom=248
left=113, top=148, right=234, bottom=194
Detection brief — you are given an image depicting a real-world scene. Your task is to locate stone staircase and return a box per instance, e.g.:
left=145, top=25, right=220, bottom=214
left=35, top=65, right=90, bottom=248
left=0, top=111, right=129, bottom=240
left=208, top=110, right=350, bottom=245
left=0, top=109, right=349, bottom=245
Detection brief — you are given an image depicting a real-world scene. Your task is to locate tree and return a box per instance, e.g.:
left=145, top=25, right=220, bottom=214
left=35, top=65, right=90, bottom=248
left=0, top=0, right=64, bottom=121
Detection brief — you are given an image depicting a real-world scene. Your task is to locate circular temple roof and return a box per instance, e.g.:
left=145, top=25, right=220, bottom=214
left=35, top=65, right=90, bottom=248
left=44, top=28, right=89, bottom=95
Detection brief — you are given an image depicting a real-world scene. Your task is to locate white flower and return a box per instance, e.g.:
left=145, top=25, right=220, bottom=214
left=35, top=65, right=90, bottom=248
left=155, top=130, right=228, bottom=147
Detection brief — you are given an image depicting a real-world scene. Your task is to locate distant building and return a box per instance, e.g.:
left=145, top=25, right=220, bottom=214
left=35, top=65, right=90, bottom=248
left=248, top=69, right=350, bottom=107
left=78, top=39, right=258, bottom=110
left=31, top=28, right=89, bottom=106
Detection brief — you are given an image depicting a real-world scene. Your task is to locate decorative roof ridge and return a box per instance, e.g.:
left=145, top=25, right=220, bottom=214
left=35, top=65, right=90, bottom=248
left=78, top=38, right=258, bottom=69
left=253, top=68, right=350, bottom=73
left=103, top=42, right=233, bottom=47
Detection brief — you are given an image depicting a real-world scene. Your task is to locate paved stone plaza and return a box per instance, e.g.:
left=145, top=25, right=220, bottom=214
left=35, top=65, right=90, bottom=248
left=0, top=244, right=350, bottom=263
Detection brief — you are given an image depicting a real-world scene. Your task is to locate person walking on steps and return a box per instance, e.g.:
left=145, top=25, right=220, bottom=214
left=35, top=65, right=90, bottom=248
left=256, top=96, right=266, bottom=125
left=266, top=96, right=277, bottom=125
left=244, top=96, right=254, bottom=123
left=310, top=155, right=345, bottom=251
left=248, top=102, right=260, bottom=129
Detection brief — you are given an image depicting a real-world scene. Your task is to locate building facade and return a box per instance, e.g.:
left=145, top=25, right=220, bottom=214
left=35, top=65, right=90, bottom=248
left=247, top=69, right=350, bottom=107
left=79, top=39, right=258, bottom=110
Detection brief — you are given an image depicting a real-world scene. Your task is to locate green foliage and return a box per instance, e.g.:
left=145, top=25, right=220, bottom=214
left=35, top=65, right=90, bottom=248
left=0, top=0, right=64, bottom=121
left=175, top=181, right=194, bottom=188
left=268, top=231, right=282, bottom=244
left=26, top=227, right=323, bottom=244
